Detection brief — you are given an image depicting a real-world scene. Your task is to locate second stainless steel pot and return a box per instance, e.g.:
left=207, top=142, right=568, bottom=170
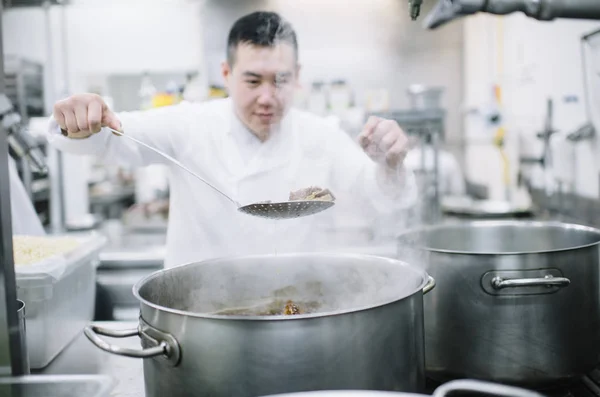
left=85, top=253, right=434, bottom=397
left=397, top=220, right=600, bottom=388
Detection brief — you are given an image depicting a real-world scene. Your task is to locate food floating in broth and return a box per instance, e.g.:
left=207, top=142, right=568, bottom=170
left=212, top=299, right=319, bottom=316
left=283, top=300, right=301, bottom=315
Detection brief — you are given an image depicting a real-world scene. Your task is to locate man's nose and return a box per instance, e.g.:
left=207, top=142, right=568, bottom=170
left=256, top=83, right=277, bottom=105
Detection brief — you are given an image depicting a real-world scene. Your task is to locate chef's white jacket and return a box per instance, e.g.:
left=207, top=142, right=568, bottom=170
left=47, top=98, right=417, bottom=267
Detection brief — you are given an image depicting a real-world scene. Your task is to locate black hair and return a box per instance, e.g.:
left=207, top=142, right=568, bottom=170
left=227, top=11, right=298, bottom=66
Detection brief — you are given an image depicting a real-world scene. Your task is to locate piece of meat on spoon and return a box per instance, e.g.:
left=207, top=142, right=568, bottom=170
left=289, top=186, right=335, bottom=202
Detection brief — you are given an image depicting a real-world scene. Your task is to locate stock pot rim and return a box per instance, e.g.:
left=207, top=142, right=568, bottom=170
left=132, top=252, right=431, bottom=321
left=396, top=220, right=600, bottom=255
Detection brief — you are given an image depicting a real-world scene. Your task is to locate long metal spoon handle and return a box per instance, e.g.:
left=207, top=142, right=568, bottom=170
left=107, top=127, right=238, bottom=206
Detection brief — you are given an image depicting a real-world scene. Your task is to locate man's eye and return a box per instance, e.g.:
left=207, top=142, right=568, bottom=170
left=275, top=78, right=289, bottom=87
left=246, top=80, right=259, bottom=86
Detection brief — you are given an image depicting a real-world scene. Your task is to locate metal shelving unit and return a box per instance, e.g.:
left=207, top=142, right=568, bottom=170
left=4, top=56, right=44, bottom=122
left=367, top=86, right=446, bottom=224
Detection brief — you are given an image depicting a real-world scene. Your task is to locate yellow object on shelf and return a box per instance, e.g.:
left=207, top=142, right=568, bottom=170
left=152, top=93, right=178, bottom=108
left=208, top=86, right=228, bottom=99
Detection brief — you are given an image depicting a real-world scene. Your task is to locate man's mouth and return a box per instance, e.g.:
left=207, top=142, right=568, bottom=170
left=256, top=113, right=274, bottom=123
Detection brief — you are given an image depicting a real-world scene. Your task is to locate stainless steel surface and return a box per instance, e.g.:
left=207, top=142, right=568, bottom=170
left=0, top=0, right=26, bottom=375
left=397, top=220, right=600, bottom=387
left=582, top=29, right=600, bottom=139
left=38, top=321, right=144, bottom=397
left=237, top=200, right=335, bottom=219
left=409, top=0, right=423, bottom=20
left=424, top=0, right=600, bottom=29
left=110, top=128, right=335, bottom=220
left=441, top=196, right=533, bottom=218
left=88, top=253, right=432, bottom=397
left=261, top=379, right=546, bottom=397
left=96, top=222, right=165, bottom=319
left=16, top=299, right=29, bottom=374
left=432, top=380, right=545, bottom=397
left=0, top=374, right=115, bottom=397
left=490, top=274, right=570, bottom=290
left=48, top=145, right=66, bottom=233
left=84, top=323, right=179, bottom=362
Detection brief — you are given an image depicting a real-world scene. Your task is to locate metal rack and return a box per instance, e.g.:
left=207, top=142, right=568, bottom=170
left=368, top=86, right=446, bottom=224
left=4, top=56, right=44, bottom=122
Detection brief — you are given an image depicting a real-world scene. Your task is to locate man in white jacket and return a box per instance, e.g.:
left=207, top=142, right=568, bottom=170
left=47, top=11, right=417, bottom=267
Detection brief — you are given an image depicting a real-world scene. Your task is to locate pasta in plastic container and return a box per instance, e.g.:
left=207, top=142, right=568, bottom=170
left=13, top=232, right=107, bottom=369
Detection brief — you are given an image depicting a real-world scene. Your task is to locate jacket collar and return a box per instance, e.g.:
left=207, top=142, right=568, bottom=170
left=216, top=99, right=296, bottom=179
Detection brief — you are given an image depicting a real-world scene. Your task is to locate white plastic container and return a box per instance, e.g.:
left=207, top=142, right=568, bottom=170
left=14, top=233, right=107, bottom=369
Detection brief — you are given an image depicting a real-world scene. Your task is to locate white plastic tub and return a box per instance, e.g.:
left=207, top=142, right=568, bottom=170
left=14, top=233, right=107, bottom=369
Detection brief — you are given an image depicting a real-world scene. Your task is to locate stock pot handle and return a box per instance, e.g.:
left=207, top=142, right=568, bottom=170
left=84, top=321, right=181, bottom=366
left=433, top=379, right=545, bottom=397
left=423, top=275, right=436, bottom=294
left=491, top=274, right=570, bottom=290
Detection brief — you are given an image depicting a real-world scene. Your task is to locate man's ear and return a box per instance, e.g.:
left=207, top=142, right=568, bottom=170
left=221, top=61, right=232, bottom=90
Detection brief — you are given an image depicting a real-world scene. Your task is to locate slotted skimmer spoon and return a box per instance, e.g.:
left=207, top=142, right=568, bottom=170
left=107, top=128, right=335, bottom=220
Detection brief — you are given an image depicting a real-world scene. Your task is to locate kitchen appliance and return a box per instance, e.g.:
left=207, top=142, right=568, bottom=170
left=84, top=253, right=434, bottom=397
left=397, top=220, right=600, bottom=388
left=422, top=0, right=600, bottom=29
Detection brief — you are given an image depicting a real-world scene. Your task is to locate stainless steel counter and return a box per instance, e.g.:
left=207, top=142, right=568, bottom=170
left=36, top=321, right=145, bottom=397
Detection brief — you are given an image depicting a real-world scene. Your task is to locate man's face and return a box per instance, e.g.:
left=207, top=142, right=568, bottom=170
left=222, top=43, right=299, bottom=141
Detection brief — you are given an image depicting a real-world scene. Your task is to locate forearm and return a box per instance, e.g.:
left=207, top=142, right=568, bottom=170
left=47, top=104, right=188, bottom=168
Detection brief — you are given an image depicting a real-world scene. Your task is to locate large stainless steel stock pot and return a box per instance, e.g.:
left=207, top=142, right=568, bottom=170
left=397, top=220, right=600, bottom=388
left=85, top=253, right=435, bottom=397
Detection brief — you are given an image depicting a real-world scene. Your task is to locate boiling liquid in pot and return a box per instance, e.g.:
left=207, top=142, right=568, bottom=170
left=210, top=299, right=322, bottom=316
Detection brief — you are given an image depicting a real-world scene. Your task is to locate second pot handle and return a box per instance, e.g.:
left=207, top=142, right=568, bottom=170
left=492, top=274, right=570, bottom=290
left=423, top=275, right=436, bottom=294
left=433, top=379, right=546, bottom=397
left=84, top=321, right=181, bottom=366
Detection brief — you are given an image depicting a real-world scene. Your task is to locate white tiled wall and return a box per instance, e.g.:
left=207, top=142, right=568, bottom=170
left=463, top=14, right=600, bottom=200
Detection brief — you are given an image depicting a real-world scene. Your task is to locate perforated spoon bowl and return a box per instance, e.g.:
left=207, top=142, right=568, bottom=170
left=108, top=128, right=335, bottom=220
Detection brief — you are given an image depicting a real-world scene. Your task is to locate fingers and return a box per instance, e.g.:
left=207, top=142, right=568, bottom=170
left=75, top=104, right=89, bottom=132
left=63, top=109, right=79, bottom=135
left=53, top=103, right=67, bottom=133
left=359, top=117, right=409, bottom=169
left=386, top=139, right=408, bottom=168
left=379, top=125, right=399, bottom=152
left=88, top=100, right=103, bottom=133
left=358, top=116, right=382, bottom=149
left=102, top=109, right=122, bottom=132
left=52, top=94, right=115, bottom=139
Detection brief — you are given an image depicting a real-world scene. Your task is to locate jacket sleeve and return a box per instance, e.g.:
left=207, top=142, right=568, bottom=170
left=46, top=102, right=196, bottom=168
left=327, top=127, right=418, bottom=214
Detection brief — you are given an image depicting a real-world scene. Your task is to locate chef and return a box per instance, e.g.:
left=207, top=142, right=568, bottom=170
left=46, top=11, right=418, bottom=268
